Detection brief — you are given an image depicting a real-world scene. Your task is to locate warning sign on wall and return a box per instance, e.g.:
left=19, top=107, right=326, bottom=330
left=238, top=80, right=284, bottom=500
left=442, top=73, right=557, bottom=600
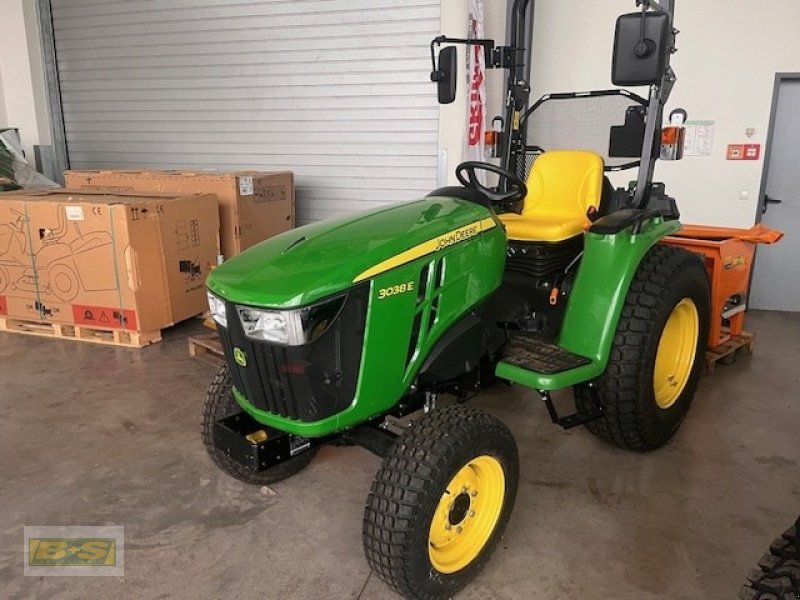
left=683, top=120, right=715, bottom=156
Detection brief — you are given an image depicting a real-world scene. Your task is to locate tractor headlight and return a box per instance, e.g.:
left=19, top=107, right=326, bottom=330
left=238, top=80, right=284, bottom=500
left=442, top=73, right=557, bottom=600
left=237, top=293, right=346, bottom=346
left=237, top=308, right=301, bottom=345
left=207, top=291, right=227, bottom=328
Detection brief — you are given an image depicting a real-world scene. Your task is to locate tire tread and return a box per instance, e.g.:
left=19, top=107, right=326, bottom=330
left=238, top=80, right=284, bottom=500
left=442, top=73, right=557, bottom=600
left=739, top=518, right=800, bottom=599
left=575, top=244, right=709, bottom=451
left=363, top=404, right=518, bottom=599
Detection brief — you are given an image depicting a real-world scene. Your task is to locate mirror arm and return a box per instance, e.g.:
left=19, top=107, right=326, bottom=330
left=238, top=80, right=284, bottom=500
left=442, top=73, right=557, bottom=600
left=429, top=39, right=440, bottom=79
left=430, top=36, right=525, bottom=71
left=630, top=0, right=679, bottom=210
left=635, top=0, right=673, bottom=18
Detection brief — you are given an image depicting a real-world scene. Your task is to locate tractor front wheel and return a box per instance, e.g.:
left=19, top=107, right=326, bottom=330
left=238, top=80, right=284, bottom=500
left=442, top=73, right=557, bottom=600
left=363, top=404, right=519, bottom=599
left=575, top=244, right=711, bottom=451
left=201, top=364, right=317, bottom=485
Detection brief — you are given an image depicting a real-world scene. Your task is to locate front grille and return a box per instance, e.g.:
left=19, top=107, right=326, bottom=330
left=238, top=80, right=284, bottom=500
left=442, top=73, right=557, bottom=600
left=217, top=284, right=369, bottom=422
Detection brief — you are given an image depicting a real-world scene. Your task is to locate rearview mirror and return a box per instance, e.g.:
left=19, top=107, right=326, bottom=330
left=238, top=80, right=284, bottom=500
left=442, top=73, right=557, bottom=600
left=612, top=12, right=670, bottom=86
left=431, top=46, right=457, bottom=104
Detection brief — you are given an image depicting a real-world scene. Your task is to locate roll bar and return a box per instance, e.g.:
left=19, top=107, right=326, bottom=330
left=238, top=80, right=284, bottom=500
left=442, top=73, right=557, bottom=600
left=430, top=0, right=680, bottom=211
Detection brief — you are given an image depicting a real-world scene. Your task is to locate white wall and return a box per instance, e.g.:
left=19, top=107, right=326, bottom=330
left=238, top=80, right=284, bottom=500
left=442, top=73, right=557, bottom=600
left=438, top=0, right=507, bottom=185
left=0, top=67, right=7, bottom=125
left=0, top=0, right=51, bottom=165
left=437, top=0, right=467, bottom=185
left=519, top=0, right=800, bottom=227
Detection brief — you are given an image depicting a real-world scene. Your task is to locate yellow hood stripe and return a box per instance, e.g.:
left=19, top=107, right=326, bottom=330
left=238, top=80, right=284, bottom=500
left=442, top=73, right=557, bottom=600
left=353, top=217, right=497, bottom=283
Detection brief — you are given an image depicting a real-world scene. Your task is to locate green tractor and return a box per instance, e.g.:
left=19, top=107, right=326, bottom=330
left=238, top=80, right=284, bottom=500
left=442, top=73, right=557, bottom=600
left=203, top=0, right=709, bottom=597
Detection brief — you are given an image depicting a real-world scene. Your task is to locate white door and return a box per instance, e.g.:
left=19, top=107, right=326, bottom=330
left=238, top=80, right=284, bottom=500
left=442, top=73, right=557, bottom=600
left=50, top=0, right=441, bottom=225
left=750, top=78, right=800, bottom=312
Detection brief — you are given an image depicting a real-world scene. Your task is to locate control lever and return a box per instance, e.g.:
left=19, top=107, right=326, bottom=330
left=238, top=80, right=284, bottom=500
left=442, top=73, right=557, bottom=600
left=763, top=195, right=783, bottom=214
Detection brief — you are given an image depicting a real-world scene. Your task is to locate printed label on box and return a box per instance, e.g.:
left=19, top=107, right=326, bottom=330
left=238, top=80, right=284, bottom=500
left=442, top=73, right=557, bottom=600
left=252, top=185, right=287, bottom=204
left=65, top=206, right=84, bottom=221
left=238, top=176, right=254, bottom=196
left=76, top=184, right=136, bottom=193
left=72, top=304, right=138, bottom=330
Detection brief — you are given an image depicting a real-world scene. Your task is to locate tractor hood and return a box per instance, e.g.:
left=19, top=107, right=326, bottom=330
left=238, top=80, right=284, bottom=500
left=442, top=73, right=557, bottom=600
left=207, top=196, right=494, bottom=308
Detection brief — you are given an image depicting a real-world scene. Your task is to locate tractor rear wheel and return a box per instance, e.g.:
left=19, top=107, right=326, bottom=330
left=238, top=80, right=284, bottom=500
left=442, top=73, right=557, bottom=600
left=201, top=364, right=317, bottom=485
left=363, top=404, right=519, bottom=599
left=575, top=244, right=710, bottom=451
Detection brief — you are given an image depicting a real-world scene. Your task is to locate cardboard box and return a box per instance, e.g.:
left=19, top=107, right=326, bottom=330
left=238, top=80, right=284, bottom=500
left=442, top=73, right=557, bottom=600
left=0, top=189, right=219, bottom=333
left=64, top=170, right=294, bottom=258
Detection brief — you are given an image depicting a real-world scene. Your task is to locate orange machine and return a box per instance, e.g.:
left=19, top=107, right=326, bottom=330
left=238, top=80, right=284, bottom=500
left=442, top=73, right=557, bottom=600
left=661, top=224, right=783, bottom=348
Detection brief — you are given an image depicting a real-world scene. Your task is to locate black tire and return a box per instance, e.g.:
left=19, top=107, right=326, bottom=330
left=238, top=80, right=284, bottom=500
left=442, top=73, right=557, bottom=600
left=201, top=364, right=316, bottom=485
left=739, top=517, right=800, bottom=599
left=363, top=404, right=519, bottom=599
left=575, top=244, right=711, bottom=451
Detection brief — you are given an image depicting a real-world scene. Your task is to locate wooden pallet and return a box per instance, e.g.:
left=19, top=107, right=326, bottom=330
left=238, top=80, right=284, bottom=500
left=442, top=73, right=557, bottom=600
left=0, top=316, right=161, bottom=348
left=705, top=331, right=755, bottom=374
left=188, top=332, right=225, bottom=366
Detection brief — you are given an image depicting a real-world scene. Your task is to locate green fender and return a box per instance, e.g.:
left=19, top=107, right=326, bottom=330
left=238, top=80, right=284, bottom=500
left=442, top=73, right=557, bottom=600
left=495, top=217, right=681, bottom=390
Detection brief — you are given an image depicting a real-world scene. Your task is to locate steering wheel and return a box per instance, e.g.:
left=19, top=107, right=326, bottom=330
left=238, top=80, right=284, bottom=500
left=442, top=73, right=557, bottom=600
left=455, top=161, right=528, bottom=206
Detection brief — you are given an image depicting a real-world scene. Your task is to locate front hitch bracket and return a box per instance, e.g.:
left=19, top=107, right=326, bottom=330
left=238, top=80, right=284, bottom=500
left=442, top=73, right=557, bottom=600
left=214, top=412, right=315, bottom=472
left=214, top=411, right=401, bottom=472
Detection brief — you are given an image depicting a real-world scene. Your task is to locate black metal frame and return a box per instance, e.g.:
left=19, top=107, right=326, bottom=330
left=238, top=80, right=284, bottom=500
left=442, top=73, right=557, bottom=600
left=539, top=385, right=603, bottom=430
left=214, top=413, right=315, bottom=472
left=502, top=0, right=535, bottom=179
left=431, top=0, right=679, bottom=212
left=630, top=0, right=678, bottom=208
left=214, top=411, right=404, bottom=473
left=214, top=380, right=449, bottom=472
left=429, top=0, right=535, bottom=178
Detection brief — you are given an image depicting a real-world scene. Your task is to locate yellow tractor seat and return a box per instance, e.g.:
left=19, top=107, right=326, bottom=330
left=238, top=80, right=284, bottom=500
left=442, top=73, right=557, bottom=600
left=500, top=150, right=605, bottom=243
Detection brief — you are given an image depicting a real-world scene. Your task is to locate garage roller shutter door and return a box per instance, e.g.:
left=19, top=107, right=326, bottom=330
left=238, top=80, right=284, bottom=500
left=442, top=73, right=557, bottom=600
left=50, top=0, right=441, bottom=224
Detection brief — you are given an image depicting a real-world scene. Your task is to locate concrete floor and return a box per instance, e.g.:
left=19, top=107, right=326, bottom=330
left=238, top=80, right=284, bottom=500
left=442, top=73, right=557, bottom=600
left=0, top=310, right=798, bottom=599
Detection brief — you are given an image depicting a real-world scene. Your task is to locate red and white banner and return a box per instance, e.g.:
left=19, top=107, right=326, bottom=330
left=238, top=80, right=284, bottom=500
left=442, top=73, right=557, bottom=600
left=464, top=0, right=486, bottom=167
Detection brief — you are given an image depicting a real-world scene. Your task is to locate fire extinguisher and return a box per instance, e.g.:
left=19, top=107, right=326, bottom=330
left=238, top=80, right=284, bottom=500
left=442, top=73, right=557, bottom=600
left=485, top=116, right=505, bottom=160
left=661, top=108, right=688, bottom=160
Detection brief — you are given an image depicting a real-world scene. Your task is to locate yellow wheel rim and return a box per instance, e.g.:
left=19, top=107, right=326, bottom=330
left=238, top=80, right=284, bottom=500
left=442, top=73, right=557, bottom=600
left=653, top=298, right=699, bottom=409
left=428, top=455, right=505, bottom=575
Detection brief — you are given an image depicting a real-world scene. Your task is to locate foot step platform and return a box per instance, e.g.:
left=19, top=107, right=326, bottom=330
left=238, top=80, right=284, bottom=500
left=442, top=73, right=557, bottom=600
left=502, top=333, right=591, bottom=375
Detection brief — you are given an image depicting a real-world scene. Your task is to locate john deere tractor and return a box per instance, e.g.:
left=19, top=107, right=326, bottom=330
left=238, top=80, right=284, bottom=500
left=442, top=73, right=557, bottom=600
left=203, top=1, right=709, bottom=597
